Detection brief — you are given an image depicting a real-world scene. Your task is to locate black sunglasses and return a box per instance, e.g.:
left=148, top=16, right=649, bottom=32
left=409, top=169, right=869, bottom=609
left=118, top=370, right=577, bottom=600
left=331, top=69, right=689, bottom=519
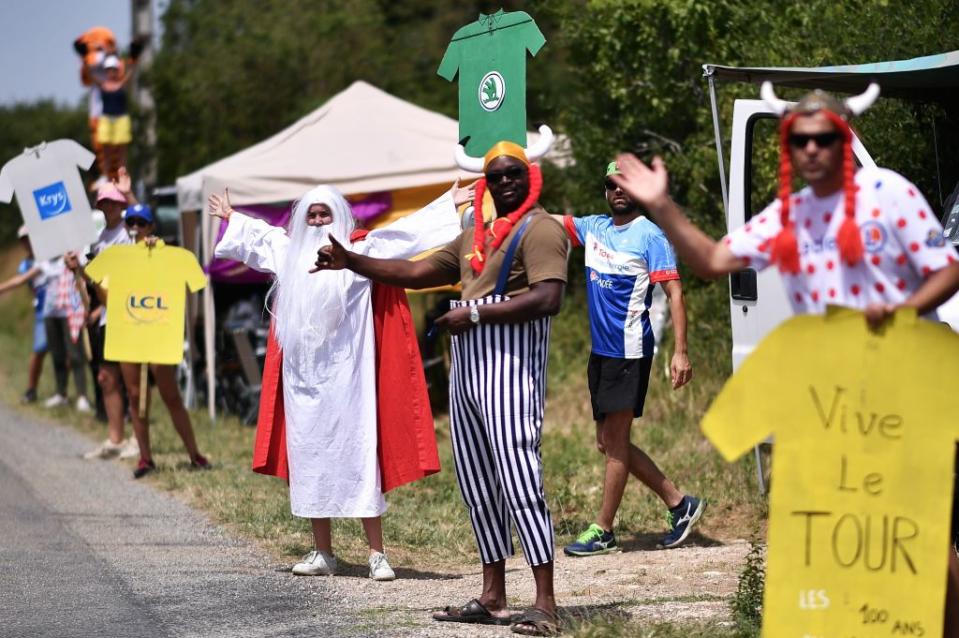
left=604, top=178, right=621, bottom=191
left=788, top=132, right=842, bottom=149
left=485, top=166, right=526, bottom=183
left=125, top=217, right=151, bottom=228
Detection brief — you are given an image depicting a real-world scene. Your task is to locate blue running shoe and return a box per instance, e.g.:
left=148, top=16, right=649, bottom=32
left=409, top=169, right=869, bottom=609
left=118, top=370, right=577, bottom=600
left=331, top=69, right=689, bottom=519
left=563, top=523, right=621, bottom=557
left=661, top=495, right=706, bottom=548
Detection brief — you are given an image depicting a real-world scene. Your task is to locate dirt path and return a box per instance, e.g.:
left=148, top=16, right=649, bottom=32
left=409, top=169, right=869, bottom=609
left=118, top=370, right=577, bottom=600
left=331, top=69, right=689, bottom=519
left=1, top=398, right=749, bottom=636
left=292, top=535, right=750, bottom=636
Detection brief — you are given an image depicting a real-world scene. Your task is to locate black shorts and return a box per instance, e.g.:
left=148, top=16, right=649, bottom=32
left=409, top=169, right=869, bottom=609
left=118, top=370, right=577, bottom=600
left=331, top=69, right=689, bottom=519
left=91, top=324, right=105, bottom=366
left=587, top=353, right=652, bottom=422
left=91, top=324, right=118, bottom=369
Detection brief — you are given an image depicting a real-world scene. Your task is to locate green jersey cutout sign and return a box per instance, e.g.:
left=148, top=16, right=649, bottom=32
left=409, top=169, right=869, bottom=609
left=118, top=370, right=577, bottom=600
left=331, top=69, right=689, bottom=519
left=438, top=9, right=546, bottom=158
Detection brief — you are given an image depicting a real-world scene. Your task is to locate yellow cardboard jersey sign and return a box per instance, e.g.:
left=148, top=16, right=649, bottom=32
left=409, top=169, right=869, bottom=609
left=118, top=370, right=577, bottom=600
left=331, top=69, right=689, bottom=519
left=703, top=307, right=959, bottom=638
left=85, top=241, right=206, bottom=364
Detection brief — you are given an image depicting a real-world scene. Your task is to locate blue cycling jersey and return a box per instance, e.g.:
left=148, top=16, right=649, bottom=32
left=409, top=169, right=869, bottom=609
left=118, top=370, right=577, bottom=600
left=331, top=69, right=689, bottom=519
left=564, top=214, right=679, bottom=358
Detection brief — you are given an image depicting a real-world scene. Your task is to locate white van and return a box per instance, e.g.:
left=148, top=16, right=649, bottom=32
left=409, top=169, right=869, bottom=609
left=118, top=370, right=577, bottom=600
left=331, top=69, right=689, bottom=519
left=701, top=51, right=959, bottom=490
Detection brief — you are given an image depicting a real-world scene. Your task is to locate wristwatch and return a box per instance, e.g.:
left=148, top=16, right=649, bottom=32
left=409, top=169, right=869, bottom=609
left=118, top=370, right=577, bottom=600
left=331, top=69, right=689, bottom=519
left=469, top=306, right=481, bottom=325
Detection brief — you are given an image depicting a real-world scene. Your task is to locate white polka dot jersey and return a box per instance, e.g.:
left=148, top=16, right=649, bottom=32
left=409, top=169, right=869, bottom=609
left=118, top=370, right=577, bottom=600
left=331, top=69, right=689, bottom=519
left=724, top=167, right=958, bottom=314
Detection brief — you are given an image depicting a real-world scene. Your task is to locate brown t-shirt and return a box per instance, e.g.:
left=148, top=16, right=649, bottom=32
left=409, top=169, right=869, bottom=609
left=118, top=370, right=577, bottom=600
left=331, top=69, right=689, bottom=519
left=426, top=207, right=569, bottom=300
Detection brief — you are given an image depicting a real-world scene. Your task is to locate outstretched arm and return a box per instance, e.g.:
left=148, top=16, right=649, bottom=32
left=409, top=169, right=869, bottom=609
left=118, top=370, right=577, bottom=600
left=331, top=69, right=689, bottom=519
left=0, top=266, right=40, bottom=295
left=661, top=279, right=692, bottom=389
left=612, top=153, right=745, bottom=279
left=312, top=235, right=458, bottom=289
left=209, top=189, right=289, bottom=275
left=360, top=179, right=473, bottom=260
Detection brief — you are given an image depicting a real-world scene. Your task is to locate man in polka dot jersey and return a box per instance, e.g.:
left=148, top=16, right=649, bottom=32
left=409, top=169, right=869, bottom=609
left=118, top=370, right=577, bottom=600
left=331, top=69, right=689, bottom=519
left=610, top=83, right=959, bottom=328
left=610, top=81, right=959, bottom=634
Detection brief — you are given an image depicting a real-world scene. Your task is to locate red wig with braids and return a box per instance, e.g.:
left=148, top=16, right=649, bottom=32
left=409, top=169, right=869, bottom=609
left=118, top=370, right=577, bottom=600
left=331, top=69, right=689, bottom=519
left=469, top=163, right=543, bottom=274
left=771, top=109, right=864, bottom=274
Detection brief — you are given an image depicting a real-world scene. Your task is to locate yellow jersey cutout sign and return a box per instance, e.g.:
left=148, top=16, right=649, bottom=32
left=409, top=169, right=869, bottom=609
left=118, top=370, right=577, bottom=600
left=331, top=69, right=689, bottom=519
left=85, top=240, right=206, bottom=364
left=702, top=307, right=959, bottom=638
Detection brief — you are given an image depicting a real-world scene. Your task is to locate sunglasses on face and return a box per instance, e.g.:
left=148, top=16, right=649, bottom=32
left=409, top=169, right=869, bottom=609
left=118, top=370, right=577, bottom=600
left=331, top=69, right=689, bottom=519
left=605, top=179, right=621, bottom=191
left=125, top=217, right=151, bottom=228
left=485, top=166, right=526, bottom=183
left=788, top=132, right=842, bottom=149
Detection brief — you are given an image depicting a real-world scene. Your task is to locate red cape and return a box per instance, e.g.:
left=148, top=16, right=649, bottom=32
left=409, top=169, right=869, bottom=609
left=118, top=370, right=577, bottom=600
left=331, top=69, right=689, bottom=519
left=250, top=230, right=441, bottom=492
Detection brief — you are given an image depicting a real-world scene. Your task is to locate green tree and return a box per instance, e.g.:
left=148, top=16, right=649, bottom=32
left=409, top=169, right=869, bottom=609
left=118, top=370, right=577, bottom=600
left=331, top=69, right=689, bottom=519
left=150, top=0, right=572, bottom=184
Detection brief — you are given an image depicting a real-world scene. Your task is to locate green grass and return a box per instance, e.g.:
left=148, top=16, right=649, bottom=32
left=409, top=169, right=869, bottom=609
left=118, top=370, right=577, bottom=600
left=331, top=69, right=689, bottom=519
left=0, top=249, right=766, bottom=633
left=567, top=624, right=742, bottom=638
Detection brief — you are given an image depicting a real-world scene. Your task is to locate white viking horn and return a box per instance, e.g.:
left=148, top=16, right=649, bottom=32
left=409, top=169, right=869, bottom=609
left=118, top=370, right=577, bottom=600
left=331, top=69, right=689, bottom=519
left=526, top=124, right=554, bottom=162
left=760, top=81, right=789, bottom=116
left=844, top=82, right=880, bottom=116
left=454, top=142, right=485, bottom=173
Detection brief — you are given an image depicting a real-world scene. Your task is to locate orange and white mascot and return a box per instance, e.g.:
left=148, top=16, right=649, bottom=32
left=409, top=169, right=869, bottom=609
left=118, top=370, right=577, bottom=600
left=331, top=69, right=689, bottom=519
left=73, top=27, right=144, bottom=180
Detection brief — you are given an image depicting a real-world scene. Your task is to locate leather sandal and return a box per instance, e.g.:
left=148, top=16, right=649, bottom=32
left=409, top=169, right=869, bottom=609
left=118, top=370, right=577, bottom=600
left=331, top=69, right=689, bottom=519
left=510, top=607, right=560, bottom=636
left=432, top=598, right=513, bottom=625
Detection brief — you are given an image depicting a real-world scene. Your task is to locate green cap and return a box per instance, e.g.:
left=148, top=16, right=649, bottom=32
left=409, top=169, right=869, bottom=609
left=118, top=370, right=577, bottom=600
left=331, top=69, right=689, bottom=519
left=605, top=161, right=621, bottom=177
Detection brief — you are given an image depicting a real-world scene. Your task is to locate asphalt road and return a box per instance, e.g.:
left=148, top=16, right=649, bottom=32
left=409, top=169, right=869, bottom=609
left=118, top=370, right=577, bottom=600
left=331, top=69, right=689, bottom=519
left=0, top=402, right=355, bottom=638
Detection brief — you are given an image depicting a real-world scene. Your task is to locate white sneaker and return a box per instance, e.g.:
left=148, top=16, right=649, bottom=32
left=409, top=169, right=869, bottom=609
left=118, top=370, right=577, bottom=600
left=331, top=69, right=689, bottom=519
left=75, top=396, right=92, bottom=413
left=43, top=394, right=68, bottom=409
left=118, top=437, right=140, bottom=459
left=291, top=550, right=336, bottom=576
left=83, top=438, right=124, bottom=460
left=368, top=551, right=396, bottom=581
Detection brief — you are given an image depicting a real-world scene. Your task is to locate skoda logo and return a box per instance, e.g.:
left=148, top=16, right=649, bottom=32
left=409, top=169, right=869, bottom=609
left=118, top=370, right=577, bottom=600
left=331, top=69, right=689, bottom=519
left=478, top=71, right=506, bottom=112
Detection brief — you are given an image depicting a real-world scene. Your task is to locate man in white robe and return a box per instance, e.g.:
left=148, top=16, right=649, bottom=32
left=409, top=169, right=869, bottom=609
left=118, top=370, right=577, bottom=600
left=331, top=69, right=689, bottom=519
left=210, top=183, right=466, bottom=580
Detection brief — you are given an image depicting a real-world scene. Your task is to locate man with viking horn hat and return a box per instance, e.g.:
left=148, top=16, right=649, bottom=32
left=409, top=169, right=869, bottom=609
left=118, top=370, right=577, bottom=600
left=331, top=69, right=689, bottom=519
left=612, top=83, right=959, bottom=323
left=313, top=128, right=568, bottom=635
left=610, top=82, right=959, bottom=634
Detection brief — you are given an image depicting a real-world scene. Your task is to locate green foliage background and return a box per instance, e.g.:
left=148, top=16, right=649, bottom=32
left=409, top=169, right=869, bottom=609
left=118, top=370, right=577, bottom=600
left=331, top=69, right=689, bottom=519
left=1, top=0, right=957, bottom=362
left=3, top=1, right=959, bottom=243
left=2, top=0, right=958, bottom=411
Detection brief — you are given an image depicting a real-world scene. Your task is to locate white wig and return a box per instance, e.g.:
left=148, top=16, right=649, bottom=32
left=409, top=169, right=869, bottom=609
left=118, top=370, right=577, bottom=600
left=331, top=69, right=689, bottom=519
left=268, top=185, right=356, bottom=360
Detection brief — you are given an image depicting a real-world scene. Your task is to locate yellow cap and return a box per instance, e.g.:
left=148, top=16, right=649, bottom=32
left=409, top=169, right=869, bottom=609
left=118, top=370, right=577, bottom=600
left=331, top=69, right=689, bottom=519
left=483, top=141, right=529, bottom=172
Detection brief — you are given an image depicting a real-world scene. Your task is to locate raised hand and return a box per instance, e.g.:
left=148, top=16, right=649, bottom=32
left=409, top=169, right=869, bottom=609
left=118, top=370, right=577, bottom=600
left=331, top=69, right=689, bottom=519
left=311, top=235, right=348, bottom=272
left=451, top=177, right=477, bottom=207
left=207, top=188, right=235, bottom=221
left=612, top=154, right=670, bottom=210
left=114, top=166, right=132, bottom=197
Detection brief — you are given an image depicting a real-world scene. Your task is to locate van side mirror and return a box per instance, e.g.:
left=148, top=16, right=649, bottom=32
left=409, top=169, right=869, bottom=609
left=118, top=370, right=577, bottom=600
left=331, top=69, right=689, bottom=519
left=730, top=269, right=758, bottom=301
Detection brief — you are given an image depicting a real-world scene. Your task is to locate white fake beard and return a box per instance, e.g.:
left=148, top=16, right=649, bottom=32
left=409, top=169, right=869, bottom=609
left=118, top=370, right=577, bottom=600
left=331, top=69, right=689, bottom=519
left=272, top=223, right=354, bottom=375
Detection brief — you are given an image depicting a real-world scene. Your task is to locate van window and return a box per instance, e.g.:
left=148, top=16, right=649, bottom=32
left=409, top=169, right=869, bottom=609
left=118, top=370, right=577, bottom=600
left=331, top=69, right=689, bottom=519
left=942, top=180, right=959, bottom=245
left=744, top=114, right=780, bottom=221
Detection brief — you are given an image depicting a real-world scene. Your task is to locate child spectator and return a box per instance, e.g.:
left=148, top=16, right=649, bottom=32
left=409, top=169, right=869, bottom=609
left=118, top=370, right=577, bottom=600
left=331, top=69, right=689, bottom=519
left=39, top=255, right=90, bottom=412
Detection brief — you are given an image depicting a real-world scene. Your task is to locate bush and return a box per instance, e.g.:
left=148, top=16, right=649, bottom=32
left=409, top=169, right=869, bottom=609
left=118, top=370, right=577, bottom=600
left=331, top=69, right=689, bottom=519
left=730, top=539, right=766, bottom=635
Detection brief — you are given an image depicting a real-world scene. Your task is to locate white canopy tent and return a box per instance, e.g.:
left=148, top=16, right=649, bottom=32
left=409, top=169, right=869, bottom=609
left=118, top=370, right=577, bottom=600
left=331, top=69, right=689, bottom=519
left=176, top=80, right=565, bottom=420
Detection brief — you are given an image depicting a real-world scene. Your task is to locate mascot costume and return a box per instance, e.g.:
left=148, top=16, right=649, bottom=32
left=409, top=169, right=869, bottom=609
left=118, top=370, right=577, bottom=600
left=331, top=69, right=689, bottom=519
left=73, top=27, right=144, bottom=181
